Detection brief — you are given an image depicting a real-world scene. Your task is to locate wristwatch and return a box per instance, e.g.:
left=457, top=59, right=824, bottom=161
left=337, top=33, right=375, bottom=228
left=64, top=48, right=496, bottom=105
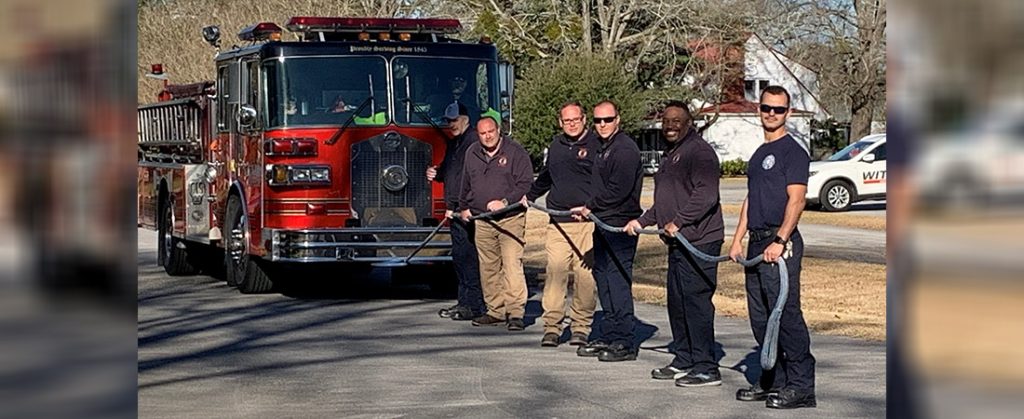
left=772, top=235, right=788, bottom=245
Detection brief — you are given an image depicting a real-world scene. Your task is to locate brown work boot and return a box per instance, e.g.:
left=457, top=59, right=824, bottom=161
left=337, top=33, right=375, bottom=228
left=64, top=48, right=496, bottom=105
left=471, top=314, right=505, bottom=327
left=568, top=332, right=588, bottom=346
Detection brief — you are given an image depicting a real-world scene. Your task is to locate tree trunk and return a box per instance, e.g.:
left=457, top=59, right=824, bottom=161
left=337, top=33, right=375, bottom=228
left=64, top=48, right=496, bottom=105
left=582, top=0, right=592, bottom=53
left=850, top=103, right=873, bottom=141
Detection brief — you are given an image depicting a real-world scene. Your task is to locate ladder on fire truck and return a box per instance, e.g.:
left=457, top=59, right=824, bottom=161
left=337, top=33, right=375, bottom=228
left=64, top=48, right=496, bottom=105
left=137, top=82, right=212, bottom=164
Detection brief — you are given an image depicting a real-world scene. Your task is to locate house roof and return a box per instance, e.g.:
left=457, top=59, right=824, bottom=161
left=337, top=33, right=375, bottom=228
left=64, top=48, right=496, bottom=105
left=748, top=33, right=830, bottom=117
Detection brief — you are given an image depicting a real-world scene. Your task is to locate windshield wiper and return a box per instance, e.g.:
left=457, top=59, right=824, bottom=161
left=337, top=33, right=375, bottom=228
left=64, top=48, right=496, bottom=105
left=325, top=96, right=374, bottom=145
left=402, top=98, right=452, bottom=140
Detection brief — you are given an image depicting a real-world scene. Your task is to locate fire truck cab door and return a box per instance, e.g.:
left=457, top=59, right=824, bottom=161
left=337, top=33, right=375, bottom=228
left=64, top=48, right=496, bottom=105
left=230, top=57, right=264, bottom=218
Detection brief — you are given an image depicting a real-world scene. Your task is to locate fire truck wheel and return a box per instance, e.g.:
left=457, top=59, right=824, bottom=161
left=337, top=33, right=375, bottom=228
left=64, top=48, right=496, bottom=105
left=224, top=195, right=274, bottom=293
left=159, top=197, right=200, bottom=276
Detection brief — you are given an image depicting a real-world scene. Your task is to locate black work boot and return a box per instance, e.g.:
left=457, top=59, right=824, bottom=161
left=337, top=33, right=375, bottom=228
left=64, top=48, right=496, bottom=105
left=449, top=306, right=475, bottom=321
left=766, top=388, right=817, bottom=409
left=651, top=366, right=689, bottom=380
left=437, top=304, right=461, bottom=318
left=597, top=343, right=637, bottom=362
left=736, top=385, right=779, bottom=402
left=576, top=341, right=609, bottom=357
left=675, top=370, right=722, bottom=387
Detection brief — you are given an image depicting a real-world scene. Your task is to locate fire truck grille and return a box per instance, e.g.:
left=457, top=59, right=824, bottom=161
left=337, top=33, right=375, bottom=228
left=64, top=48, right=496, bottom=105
left=350, top=131, right=432, bottom=227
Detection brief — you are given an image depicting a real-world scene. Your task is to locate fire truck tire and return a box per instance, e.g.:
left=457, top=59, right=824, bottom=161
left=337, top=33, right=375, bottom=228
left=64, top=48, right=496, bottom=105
left=159, top=197, right=200, bottom=276
left=224, top=195, right=275, bottom=293
left=239, top=259, right=274, bottom=294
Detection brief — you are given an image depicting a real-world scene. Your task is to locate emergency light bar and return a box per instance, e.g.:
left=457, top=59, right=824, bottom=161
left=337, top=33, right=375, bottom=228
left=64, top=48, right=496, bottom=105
left=238, top=22, right=283, bottom=42
left=285, top=17, right=461, bottom=34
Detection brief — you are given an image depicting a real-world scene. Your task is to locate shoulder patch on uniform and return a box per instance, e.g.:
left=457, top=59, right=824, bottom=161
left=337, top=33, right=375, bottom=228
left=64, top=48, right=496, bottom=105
left=762, top=154, right=776, bottom=170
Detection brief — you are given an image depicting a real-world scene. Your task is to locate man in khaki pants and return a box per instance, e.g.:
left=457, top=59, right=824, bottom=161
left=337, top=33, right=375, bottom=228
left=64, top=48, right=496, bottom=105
left=526, top=101, right=598, bottom=347
left=458, top=117, right=534, bottom=331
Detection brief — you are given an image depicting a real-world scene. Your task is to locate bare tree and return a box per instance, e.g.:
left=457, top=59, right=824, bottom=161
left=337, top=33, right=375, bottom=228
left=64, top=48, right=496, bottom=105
left=780, top=0, right=886, bottom=140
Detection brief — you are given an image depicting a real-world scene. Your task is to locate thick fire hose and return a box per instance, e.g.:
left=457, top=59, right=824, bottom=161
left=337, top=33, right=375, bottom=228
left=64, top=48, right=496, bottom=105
left=372, top=202, right=529, bottom=268
left=528, top=202, right=787, bottom=370
left=372, top=215, right=452, bottom=268
left=468, top=201, right=526, bottom=221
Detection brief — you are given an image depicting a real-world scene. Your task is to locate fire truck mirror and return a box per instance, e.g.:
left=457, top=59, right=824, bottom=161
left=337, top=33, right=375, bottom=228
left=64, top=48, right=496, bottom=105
left=238, top=105, right=258, bottom=129
left=202, top=25, right=221, bottom=48
left=393, top=62, right=409, bottom=80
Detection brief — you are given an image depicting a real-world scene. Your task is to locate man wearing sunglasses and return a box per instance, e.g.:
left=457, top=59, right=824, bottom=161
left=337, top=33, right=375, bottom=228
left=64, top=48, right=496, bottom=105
left=527, top=101, right=599, bottom=348
left=570, top=101, right=644, bottom=362
left=624, top=101, right=725, bottom=387
left=727, top=85, right=816, bottom=409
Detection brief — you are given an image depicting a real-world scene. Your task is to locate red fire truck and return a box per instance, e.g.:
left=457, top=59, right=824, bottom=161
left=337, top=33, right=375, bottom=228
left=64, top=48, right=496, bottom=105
left=138, top=17, right=513, bottom=293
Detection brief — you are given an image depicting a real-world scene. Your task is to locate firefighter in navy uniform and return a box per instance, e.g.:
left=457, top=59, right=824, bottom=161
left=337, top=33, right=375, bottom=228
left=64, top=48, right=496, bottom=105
left=570, top=100, right=644, bottom=362
left=625, top=101, right=725, bottom=387
left=428, top=102, right=486, bottom=321
left=527, top=101, right=599, bottom=348
left=728, top=86, right=816, bottom=409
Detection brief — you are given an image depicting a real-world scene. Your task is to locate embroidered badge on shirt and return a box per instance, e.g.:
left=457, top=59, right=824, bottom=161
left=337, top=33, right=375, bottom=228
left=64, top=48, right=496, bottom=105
left=762, top=154, right=776, bottom=170
left=672, top=154, right=681, bottom=164
left=498, top=156, right=508, bottom=167
left=577, top=147, right=588, bottom=159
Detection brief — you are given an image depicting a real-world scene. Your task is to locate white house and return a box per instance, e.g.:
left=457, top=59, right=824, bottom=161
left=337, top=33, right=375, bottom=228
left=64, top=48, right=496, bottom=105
left=694, top=34, right=829, bottom=163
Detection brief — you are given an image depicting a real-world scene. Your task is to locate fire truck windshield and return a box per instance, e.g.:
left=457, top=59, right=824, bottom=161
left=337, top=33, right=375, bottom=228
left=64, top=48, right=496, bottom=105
left=391, top=57, right=501, bottom=127
left=265, top=56, right=389, bottom=128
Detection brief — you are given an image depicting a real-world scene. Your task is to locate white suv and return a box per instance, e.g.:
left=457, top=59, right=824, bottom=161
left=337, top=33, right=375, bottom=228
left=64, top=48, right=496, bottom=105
left=806, top=134, right=887, bottom=211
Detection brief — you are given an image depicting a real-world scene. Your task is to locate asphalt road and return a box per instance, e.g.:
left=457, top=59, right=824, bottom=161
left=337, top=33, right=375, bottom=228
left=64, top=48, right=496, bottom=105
left=138, top=229, right=885, bottom=418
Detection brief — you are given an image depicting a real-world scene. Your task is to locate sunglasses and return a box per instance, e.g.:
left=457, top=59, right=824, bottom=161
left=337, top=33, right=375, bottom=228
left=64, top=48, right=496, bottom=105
left=759, top=104, right=788, bottom=114
left=593, top=116, right=617, bottom=124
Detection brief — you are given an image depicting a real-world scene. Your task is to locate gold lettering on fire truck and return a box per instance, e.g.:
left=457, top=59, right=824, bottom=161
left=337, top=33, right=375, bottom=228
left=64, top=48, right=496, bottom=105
left=349, top=45, right=428, bottom=54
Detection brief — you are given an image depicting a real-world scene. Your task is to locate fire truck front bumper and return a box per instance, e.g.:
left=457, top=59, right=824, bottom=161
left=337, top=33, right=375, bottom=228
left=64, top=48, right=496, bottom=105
left=264, top=228, right=453, bottom=263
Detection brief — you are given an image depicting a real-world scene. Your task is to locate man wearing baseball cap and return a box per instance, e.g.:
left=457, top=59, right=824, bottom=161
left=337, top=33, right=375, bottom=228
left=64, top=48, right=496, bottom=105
left=428, top=102, right=486, bottom=321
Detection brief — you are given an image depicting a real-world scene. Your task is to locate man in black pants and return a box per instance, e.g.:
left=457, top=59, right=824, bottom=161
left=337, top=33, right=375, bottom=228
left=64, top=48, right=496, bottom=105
left=570, top=100, right=643, bottom=362
left=427, top=102, right=485, bottom=321
left=728, top=86, right=816, bottom=409
left=625, top=101, right=724, bottom=386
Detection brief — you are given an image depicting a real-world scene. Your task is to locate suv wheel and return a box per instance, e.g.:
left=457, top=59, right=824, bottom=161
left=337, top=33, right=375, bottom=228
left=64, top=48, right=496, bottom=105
left=821, top=180, right=855, bottom=212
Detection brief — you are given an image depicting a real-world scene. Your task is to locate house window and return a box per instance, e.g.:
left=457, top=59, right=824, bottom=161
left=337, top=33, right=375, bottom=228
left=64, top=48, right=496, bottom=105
left=744, top=79, right=770, bottom=102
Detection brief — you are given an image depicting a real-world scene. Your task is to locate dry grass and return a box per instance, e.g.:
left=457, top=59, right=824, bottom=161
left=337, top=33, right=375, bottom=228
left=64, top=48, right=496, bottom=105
left=525, top=210, right=886, bottom=341
left=722, top=204, right=886, bottom=231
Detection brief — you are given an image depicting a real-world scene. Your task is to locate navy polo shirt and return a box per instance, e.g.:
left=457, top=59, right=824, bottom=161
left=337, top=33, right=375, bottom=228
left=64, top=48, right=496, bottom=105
left=747, top=134, right=810, bottom=230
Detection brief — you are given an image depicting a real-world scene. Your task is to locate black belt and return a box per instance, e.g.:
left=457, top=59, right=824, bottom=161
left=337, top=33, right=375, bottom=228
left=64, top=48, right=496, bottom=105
left=748, top=227, right=779, bottom=242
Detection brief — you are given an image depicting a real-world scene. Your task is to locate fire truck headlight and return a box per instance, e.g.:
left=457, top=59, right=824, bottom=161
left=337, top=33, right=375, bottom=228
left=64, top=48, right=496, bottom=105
left=310, top=167, right=330, bottom=182
left=267, top=165, right=330, bottom=186
left=291, top=168, right=311, bottom=182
